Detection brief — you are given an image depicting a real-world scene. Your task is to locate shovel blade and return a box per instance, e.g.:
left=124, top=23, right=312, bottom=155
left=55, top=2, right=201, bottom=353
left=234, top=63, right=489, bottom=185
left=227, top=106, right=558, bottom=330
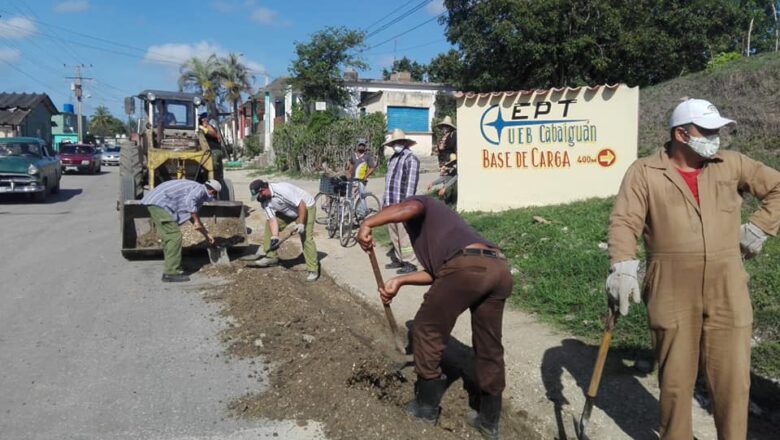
left=575, top=398, right=594, bottom=440
left=207, top=246, right=231, bottom=265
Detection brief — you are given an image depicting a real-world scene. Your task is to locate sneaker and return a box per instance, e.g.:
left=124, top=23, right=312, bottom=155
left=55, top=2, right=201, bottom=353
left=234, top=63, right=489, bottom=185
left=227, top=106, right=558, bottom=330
left=306, top=271, right=319, bottom=282
left=162, top=273, right=190, bottom=282
left=246, top=256, right=279, bottom=268
left=385, top=260, right=405, bottom=269
left=396, top=263, right=417, bottom=274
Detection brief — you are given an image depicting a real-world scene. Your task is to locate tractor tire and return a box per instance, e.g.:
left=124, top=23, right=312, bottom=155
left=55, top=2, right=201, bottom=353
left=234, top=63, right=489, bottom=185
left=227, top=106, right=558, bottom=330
left=220, top=178, right=235, bottom=201
left=120, top=175, right=139, bottom=207
left=120, top=142, right=143, bottom=199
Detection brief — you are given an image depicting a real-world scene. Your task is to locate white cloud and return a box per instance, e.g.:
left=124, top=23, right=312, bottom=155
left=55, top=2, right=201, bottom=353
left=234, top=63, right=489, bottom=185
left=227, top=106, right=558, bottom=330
left=250, top=8, right=277, bottom=23
left=144, top=41, right=225, bottom=65
left=144, top=40, right=265, bottom=76
left=0, top=17, right=37, bottom=39
left=426, top=0, right=446, bottom=15
left=54, top=0, right=90, bottom=13
left=0, top=47, right=22, bottom=63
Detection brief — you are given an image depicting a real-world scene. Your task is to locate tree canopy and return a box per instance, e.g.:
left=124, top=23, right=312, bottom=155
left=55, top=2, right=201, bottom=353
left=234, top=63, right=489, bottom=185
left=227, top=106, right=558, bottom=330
left=382, top=56, right=428, bottom=81
left=442, top=0, right=779, bottom=91
left=89, top=106, right=125, bottom=137
left=287, top=26, right=367, bottom=105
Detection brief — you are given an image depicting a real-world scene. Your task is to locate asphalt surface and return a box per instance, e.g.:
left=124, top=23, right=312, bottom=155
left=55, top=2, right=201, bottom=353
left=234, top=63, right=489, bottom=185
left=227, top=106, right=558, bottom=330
left=0, top=167, right=324, bottom=440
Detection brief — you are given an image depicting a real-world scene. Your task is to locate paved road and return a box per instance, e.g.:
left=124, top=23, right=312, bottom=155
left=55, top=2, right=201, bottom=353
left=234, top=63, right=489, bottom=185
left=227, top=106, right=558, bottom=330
left=0, top=167, right=324, bottom=440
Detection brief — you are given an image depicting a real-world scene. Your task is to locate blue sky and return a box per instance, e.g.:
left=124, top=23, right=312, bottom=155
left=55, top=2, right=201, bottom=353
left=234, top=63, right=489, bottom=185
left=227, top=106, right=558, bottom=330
left=0, top=0, right=452, bottom=117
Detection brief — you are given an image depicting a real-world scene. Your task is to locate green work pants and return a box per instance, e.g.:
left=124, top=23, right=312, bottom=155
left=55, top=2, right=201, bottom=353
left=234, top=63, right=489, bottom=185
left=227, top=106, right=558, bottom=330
left=263, top=206, right=318, bottom=273
left=148, top=205, right=183, bottom=275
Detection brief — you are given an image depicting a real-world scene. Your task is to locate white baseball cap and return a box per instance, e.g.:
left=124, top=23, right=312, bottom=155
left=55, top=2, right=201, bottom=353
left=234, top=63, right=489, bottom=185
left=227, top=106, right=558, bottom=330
left=205, top=179, right=222, bottom=193
left=669, top=99, right=736, bottom=129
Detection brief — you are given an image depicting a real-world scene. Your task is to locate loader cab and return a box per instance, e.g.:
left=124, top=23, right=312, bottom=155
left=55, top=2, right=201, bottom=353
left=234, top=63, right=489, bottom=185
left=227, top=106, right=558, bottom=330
left=138, top=90, right=203, bottom=150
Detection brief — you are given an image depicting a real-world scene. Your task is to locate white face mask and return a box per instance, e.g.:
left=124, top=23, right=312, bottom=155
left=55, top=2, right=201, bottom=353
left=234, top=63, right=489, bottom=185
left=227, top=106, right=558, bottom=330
left=685, top=131, right=720, bottom=158
left=392, top=144, right=405, bottom=154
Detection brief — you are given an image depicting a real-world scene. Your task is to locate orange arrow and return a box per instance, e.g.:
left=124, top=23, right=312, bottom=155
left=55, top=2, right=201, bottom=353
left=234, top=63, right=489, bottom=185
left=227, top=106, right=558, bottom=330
left=598, top=149, right=616, bottom=167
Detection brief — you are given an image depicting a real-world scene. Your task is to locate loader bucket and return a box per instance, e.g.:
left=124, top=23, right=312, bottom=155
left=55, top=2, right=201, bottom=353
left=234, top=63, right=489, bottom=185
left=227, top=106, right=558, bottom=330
left=120, top=200, right=248, bottom=259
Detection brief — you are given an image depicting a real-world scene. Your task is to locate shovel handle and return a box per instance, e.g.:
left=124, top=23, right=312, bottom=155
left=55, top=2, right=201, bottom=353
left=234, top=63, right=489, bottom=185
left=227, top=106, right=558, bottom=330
left=585, top=309, right=617, bottom=399
left=367, top=248, right=402, bottom=343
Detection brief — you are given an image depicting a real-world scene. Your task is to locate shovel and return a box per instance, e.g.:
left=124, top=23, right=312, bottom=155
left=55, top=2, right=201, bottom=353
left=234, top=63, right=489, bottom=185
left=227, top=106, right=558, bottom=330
left=576, top=307, right=617, bottom=440
left=207, top=236, right=243, bottom=266
left=367, top=248, right=407, bottom=355
left=240, top=224, right=297, bottom=261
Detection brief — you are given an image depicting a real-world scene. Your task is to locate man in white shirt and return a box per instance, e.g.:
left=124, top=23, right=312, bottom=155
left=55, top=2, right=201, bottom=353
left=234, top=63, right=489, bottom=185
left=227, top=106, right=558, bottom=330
left=248, top=179, right=319, bottom=281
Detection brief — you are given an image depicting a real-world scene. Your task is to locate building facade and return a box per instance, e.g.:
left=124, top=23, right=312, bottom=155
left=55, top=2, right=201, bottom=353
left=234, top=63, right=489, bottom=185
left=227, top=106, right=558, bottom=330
left=0, top=93, right=58, bottom=144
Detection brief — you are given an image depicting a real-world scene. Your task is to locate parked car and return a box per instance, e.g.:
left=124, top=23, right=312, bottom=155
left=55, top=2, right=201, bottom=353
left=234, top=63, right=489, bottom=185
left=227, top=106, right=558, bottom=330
left=101, top=145, right=120, bottom=166
left=60, top=144, right=101, bottom=174
left=0, top=137, right=62, bottom=201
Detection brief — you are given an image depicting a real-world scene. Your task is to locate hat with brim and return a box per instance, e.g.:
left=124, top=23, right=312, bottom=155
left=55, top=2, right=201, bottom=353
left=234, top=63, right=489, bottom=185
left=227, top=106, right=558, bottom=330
left=205, top=179, right=222, bottom=194
left=248, top=179, right=268, bottom=197
left=444, top=153, right=457, bottom=167
left=435, top=115, right=456, bottom=129
left=669, top=98, right=736, bottom=130
left=382, top=128, right=417, bottom=147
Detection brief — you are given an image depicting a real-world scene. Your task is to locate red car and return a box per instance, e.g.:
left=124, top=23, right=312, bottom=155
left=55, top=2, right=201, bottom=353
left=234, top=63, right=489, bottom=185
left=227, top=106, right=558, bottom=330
left=60, top=144, right=102, bottom=174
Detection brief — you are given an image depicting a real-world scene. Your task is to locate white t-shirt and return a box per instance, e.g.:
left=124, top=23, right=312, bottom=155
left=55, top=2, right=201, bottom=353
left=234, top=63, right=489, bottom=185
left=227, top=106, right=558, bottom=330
left=261, top=182, right=315, bottom=220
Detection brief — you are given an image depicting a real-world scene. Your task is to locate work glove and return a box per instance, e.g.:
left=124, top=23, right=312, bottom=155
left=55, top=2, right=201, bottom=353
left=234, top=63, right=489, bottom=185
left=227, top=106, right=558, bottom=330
left=293, top=223, right=306, bottom=234
left=740, top=223, right=768, bottom=260
left=605, top=259, right=641, bottom=316
left=268, top=236, right=280, bottom=252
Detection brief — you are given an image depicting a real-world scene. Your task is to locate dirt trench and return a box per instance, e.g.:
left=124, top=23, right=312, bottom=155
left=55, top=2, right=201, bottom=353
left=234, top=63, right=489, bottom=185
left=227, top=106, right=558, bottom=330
left=198, top=251, right=543, bottom=439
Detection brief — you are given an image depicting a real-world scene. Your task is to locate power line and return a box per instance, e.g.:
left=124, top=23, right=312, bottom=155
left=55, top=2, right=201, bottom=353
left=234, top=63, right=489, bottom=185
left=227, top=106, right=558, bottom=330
left=365, top=0, right=433, bottom=39
left=363, top=38, right=447, bottom=56
left=6, top=0, right=86, bottom=63
left=0, top=59, right=64, bottom=98
left=366, top=12, right=446, bottom=51
left=364, top=0, right=416, bottom=31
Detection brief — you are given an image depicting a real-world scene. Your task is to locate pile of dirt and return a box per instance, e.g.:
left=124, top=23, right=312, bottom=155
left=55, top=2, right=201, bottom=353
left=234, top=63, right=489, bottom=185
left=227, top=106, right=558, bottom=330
left=136, top=217, right=244, bottom=248
left=198, top=251, right=542, bottom=439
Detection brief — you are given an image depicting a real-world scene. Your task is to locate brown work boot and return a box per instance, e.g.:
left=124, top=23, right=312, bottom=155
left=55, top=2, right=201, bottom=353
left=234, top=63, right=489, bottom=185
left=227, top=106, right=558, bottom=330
left=467, top=394, right=501, bottom=439
left=405, top=375, right=447, bottom=424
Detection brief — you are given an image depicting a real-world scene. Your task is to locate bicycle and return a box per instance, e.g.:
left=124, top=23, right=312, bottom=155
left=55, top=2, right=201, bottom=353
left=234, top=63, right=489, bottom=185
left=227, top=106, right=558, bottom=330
left=337, top=179, right=381, bottom=247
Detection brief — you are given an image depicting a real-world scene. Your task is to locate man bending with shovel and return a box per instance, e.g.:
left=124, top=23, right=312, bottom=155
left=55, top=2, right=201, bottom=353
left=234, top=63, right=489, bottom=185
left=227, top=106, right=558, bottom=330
left=357, top=195, right=512, bottom=439
left=607, top=99, right=780, bottom=439
left=247, top=179, right=319, bottom=282
left=142, top=179, right=221, bottom=282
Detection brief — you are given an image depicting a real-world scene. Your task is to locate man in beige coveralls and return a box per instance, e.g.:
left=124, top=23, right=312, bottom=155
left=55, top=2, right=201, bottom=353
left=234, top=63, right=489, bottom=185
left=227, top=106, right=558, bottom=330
left=607, top=99, right=780, bottom=439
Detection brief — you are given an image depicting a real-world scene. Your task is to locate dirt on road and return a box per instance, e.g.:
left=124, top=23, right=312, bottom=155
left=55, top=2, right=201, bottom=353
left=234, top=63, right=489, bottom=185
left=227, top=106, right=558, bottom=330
left=198, top=247, right=544, bottom=439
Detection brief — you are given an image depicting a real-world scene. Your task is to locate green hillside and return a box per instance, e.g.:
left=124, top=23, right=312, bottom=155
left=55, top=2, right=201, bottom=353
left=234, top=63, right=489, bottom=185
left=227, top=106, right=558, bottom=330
left=466, top=53, right=780, bottom=378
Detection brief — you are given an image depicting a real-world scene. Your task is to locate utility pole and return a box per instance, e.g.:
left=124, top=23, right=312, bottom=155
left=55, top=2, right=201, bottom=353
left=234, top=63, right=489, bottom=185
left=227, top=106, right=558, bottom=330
left=65, top=64, right=92, bottom=143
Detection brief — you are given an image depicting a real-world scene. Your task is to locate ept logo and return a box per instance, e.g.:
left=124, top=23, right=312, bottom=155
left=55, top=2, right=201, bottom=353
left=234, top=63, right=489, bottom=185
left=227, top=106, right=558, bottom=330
left=479, top=99, right=586, bottom=145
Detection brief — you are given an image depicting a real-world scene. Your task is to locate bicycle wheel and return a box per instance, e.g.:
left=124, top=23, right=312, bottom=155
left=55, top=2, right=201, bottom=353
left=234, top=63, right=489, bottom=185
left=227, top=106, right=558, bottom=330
left=362, top=193, right=381, bottom=218
left=339, top=200, right=355, bottom=247
left=326, top=198, right=339, bottom=238
left=314, top=192, right=331, bottom=225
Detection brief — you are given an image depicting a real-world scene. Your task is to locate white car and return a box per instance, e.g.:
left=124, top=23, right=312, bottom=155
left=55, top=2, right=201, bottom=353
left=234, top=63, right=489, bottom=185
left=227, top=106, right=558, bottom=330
left=101, top=146, right=120, bottom=166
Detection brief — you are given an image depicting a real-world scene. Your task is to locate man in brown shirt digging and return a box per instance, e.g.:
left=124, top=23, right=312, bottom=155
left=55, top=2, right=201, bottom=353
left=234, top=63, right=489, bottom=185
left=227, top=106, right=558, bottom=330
left=357, top=196, right=513, bottom=439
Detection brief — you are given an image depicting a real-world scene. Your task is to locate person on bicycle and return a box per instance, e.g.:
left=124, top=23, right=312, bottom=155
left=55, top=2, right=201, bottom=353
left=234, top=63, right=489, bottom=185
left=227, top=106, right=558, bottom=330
left=346, top=138, right=376, bottom=219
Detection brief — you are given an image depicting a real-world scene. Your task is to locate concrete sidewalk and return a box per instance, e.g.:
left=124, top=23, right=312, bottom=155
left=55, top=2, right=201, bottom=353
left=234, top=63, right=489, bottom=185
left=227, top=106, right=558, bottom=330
left=225, top=167, right=720, bottom=440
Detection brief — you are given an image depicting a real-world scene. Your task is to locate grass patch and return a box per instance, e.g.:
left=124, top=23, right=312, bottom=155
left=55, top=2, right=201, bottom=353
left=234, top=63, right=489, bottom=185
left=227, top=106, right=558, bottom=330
left=464, top=198, right=780, bottom=375
left=372, top=224, right=391, bottom=248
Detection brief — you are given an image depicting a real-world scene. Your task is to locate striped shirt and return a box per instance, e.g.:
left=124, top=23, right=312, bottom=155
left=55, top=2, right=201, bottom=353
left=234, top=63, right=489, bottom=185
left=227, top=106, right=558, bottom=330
left=383, top=148, right=419, bottom=207
left=142, top=179, right=211, bottom=224
left=261, top=182, right=315, bottom=220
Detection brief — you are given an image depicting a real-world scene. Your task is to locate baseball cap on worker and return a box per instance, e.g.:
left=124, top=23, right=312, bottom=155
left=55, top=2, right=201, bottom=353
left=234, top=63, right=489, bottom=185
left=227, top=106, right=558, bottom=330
left=199, top=112, right=209, bottom=120
left=248, top=179, right=268, bottom=197
left=205, top=179, right=222, bottom=193
left=356, top=138, right=367, bottom=146
left=669, top=99, right=736, bottom=130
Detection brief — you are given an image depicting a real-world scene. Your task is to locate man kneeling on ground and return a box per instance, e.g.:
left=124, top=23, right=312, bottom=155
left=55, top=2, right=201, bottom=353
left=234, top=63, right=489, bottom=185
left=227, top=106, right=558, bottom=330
left=357, top=195, right=512, bottom=439
left=142, top=179, right=221, bottom=282
left=248, top=179, right=319, bottom=282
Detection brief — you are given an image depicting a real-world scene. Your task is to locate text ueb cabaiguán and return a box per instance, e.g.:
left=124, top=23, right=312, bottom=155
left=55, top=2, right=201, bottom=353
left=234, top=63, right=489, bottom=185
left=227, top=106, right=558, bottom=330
left=482, top=122, right=598, bottom=169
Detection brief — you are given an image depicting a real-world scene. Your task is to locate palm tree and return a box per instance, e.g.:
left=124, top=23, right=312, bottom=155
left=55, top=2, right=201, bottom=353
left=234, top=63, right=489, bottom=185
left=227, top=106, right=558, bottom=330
left=216, top=53, right=254, bottom=155
left=178, top=55, right=221, bottom=118
left=90, top=105, right=122, bottom=137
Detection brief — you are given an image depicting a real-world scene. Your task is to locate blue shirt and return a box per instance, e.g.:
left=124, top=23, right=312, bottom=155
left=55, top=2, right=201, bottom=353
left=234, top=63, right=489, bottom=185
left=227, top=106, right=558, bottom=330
left=142, top=179, right=211, bottom=224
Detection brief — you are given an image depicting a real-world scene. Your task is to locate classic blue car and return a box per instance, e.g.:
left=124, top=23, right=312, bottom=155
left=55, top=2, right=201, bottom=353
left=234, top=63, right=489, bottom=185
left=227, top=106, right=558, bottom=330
left=0, top=137, right=62, bottom=201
